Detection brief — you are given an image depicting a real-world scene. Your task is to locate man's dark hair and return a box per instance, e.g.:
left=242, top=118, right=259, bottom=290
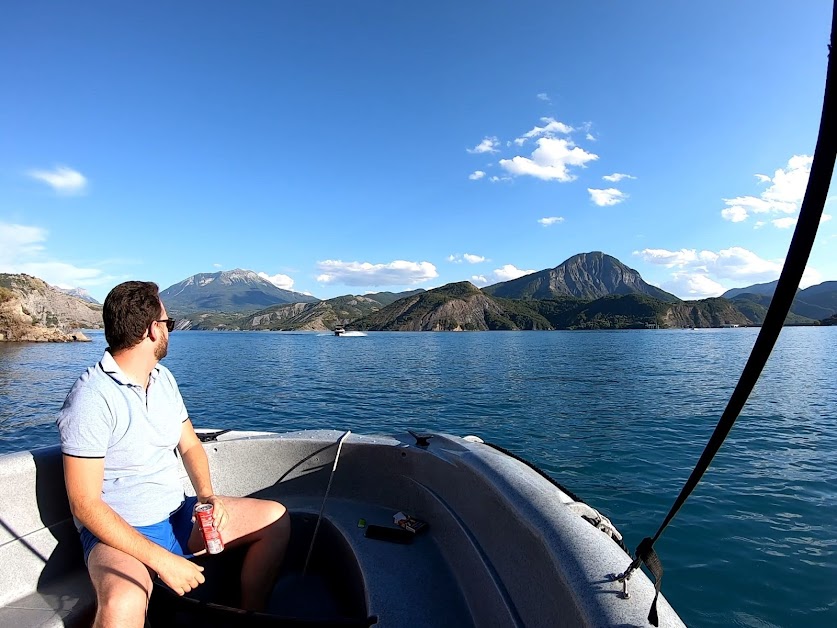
left=103, top=281, right=163, bottom=352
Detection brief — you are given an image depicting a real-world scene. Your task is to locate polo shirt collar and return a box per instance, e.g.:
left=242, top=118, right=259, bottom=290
left=100, top=350, right=161, bottom=387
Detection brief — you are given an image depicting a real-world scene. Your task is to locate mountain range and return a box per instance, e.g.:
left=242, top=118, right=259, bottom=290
left=159, top=269, right=318, bottom=315
left=5, top=252, right=837, bottom=341
left=723, top=280, right=837, bottom=321
left=167, top=252, right=836, bottom=331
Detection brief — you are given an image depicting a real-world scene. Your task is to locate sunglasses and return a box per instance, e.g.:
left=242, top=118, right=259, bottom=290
left=155, top=318, right=177, bottom=332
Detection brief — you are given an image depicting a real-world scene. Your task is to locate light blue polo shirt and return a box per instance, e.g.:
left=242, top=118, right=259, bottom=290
left=57, top=351, right=188, bottom=528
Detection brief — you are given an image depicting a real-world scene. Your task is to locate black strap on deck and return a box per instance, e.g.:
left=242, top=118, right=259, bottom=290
left=621, top=6, right=836, bottom=625
left=197, top=429, right=233, bottom=443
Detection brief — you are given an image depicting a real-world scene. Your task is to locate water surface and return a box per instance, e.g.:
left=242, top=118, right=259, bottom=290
left=1, top=327, right=835, bottom=626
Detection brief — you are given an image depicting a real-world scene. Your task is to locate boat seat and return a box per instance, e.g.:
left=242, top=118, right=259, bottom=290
left=0, top=560, right=95, bottom=627
left=0, top=448, right=96, bottom=627
left=0, top=508, right=96, bottom=627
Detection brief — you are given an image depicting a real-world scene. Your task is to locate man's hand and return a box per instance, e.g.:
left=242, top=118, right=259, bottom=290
left=200, top=495, right=229, bottom=533
left=152, top=551, right=205, bottom=596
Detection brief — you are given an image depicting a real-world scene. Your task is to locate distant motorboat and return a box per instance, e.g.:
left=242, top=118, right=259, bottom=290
left=334, top=326, right=346, bottom=336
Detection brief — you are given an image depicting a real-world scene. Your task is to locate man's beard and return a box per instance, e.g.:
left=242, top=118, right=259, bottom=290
left=154, top=335, right=168, bottom=360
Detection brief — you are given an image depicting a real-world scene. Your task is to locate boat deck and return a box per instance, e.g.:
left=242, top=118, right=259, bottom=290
left=279, top=497, right=471, bottom=626
left=1, top=431, right=686, bottom=627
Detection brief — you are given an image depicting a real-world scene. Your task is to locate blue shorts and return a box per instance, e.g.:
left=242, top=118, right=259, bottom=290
left=80, top=496, right=199, bottom=564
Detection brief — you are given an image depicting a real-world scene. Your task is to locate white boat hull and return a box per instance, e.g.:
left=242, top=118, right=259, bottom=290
left=0, top=430, right=684, bottom=626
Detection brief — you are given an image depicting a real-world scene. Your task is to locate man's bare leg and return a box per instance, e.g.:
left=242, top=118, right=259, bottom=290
left=188, top=497, right=290, bottom=611
left=87, top=543, right=154, bottom=628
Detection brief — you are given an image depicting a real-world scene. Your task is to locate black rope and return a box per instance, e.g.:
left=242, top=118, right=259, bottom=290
left=625, top=6, right=837, bottom=625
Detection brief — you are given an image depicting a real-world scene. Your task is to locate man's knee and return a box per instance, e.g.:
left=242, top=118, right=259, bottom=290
left=243, top=497, right=287, bottom=527
left=95, top=578, right=151, bottom=627
left=265, top=499, right=288, bottom=524
left=264, top=500, right=290, bottom=539
left=89, top=545, right=153, bottom=627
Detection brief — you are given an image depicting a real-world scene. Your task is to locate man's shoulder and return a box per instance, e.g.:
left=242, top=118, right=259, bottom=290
left=63, top=361, right=119, bottom=404
left=73, top=360, right=111, bottom=389
left=58, top=364, right=116, bottom=428
left=156, top=362, right=175, bottom=376
left=155, top=362, right=179, bottom=384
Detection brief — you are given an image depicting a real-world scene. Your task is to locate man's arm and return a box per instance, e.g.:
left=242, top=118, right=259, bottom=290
left=178, top=420, right=228, bottom=531
left=63, top=455, right=204, bottom=595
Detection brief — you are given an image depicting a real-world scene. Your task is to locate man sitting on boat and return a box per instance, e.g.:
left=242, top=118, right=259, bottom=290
left=57, top=281, right=291, bottom=627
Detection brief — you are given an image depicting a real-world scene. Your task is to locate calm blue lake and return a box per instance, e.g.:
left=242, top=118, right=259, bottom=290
left=1, top=328, right=835, bottom=627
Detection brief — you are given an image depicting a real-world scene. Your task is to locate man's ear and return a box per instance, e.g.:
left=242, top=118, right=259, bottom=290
left=147, top=322, right=161, bottom=342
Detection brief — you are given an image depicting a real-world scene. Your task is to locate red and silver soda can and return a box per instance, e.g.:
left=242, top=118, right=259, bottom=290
left=195, top=503, right=224, bottom=554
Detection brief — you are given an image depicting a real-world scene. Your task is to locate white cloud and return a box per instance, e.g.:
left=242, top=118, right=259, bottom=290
left=258, top=271, right=295, bottom=290
left=536, top=93, right=551, bottom=102
left=316, top=259, right=438, bottom=286
left=770, top=213, right=830, bottom=229
left=538, top=216, right=564, bottom=226
left=602, top=173, right=636, bottom=183
left=721, top=205, right=750, bottom=222
left=635, top=246, right=781, bottom=279
left=469, top=170, right=486, bottom=180
left=588, top=188, right=628, bottom=206
left=662, top=272, right=727, bottom=299
left=709, top=248, right=784, bottom=280
left=721, top=155, right=812, bottom=225
left=470, top=264, right=535, bottom=286
left=0, top=222, right=47, bottom=258
left=0, top=221, right=113, bottom=288
left=514, top=117, right=574, bottom=146
left=467, top=137, right=500, bottom=154
left=489, top=175, right=510, bottom=183
left=633, top=248, right=718, bottom=268
left=500, top=137, right=598, bottom=182
left=634, top=245, right=823, bottom=295
left=586, top=133, right=596, bottom=142
left=449, top=253, right=488, bottom=264
left=494, top=264, right=535, bottom=281
left=802, top=267, right=823, bottom=287
left=213, top=263, right=223, bottom=268
left=754, top=221, right=767, bottom=229
left=27, top=165, right=88, bottom=195
left=12, top=261, right=104, bottom=286
left=772, top=217, right=797, bottom=229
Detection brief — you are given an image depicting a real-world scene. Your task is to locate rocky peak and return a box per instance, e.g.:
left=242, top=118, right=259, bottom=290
left=54, top=286, right=100, bottom=304
left=0, top=274, right=102, bottom=342
left=160, top=269, right=318, bottom=315
left=483, top=251, right=680, bottom=302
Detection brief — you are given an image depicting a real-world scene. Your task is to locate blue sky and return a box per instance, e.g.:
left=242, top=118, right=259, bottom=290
left=2, top=1, right=834, bottom=303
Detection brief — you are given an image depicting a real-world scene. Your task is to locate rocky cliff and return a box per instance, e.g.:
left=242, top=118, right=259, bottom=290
left=661, top=299, right=753, bottom=328
left=483, top=252, right=680, bottom=302
left=351, top=282, right=818, bottom=332
left=238, top=295, right=385, bottom=331
left=178, top=291, right=424, bottom=331
left=355, top=282, right=523, bottom=331
left=0, top=274, right=102, bottom=342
